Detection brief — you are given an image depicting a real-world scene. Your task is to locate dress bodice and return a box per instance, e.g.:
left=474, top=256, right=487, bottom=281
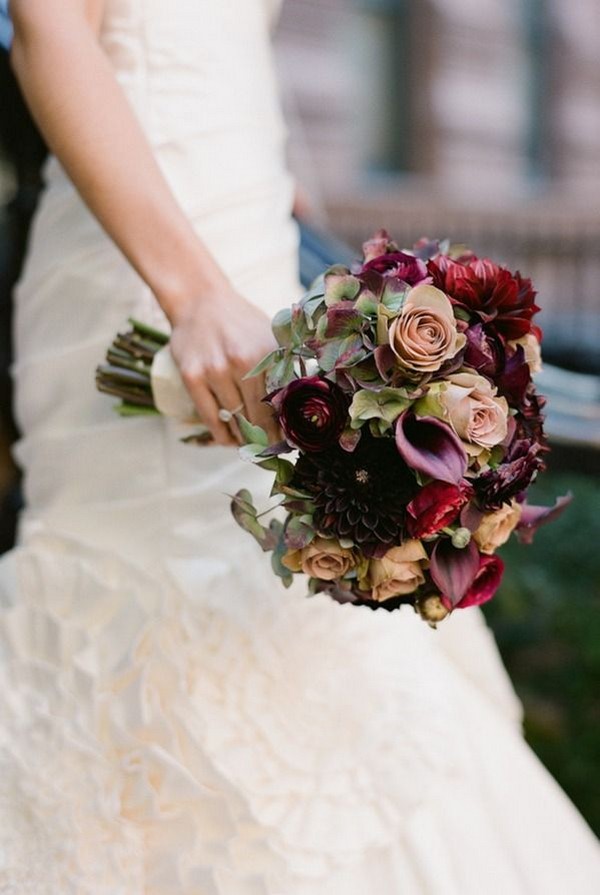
left=92, top=0, right=289, bottom=220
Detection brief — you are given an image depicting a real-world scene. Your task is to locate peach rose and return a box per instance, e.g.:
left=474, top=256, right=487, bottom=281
left=439, top=372, right=509, bottom=452
left=473, top=500, right=522, bottom=554
left=388, top=285, right=466, bottom=374
left=364, top=540, right=428, bottom=602
left=510, top=333, right=542, bottom=374
left=282, top=538, right=356, bottom=581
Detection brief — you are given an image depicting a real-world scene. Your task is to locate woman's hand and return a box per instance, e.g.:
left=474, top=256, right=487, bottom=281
left=169, top=285, right=279, bottom=446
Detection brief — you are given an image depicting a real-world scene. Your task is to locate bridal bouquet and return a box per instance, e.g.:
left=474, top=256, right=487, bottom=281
left=229, top=231, right=569, bottom=625
left=96, top=230, right=569, bottom=625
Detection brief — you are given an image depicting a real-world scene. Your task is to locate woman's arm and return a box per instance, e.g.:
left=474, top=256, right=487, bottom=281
left=10, top=0, right=279, bottom=445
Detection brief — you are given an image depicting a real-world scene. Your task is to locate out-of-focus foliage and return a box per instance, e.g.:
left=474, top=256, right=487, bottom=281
left=484, top=467, right=600, bottom=835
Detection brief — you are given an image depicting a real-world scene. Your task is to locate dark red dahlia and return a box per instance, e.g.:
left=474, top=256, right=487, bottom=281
left=290, top=432, right=418, bottom=557
left=428, top=254, right=540, bottom=341
left=269, top=376, right=347, bottom=453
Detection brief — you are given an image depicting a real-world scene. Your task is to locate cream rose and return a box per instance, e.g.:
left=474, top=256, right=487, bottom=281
left=282, top=538, right=356, bottom=581
left=388, top=285, right=466, bottom=374
left=510, top=333, right=542, bottom=374
left=473, top=500, right=522, bottom=554
left=364, top=540, right=428, bottom=603
left=439, top=371, right=509, bottom=451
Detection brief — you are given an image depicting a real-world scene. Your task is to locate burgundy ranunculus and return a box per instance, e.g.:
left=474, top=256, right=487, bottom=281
left=406, top=480, right=474, bottom=538
left=443, top=553, right=504, bottom=610
left=428, top=254, right=540, bottom=341
left=270, top=377, right=347, bottom=453
left=361, top=251, right=430, bottom=286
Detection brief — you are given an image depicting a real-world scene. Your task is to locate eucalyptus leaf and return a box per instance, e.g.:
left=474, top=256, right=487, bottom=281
left=266, top=354, right=296, bottom=391
left=271, top=307, right=293, bottom=346
left=243, top=348, right=282, bottom=381
left=271, top=545, right=294, bottom=587
left=285, top=514, right=316, bottom=550
left=230, top=491, right=269, bottom=546
left=236, top=414, right=269, bottom=447
left=239, top=443, right=268, bottom=463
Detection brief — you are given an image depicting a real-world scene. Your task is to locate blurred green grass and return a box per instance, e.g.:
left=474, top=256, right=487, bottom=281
left=483, top=466, right=600, bottom=835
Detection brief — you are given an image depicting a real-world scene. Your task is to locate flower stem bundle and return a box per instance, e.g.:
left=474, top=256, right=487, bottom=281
left=95, top=319, right=167, bottom=416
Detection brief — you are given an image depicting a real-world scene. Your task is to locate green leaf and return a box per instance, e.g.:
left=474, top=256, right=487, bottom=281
left=285, top=514, right=316, bottom=550
left=324, top=305, right=364, bottom=339
left=243, top=348, right=282, bottom=381
left=302, top=273, right=326, bottom=303
left=453, top=307, right=471, bottom=322
left=324, top=273, right=361, bottom=306
left=237, top=414, right=269, bottom=447
left=256, top=457, right=294, bottom=483
left=266, top=353, right=296, bottom=391
left=317, top=334, right=365, bottom=372
left=376, top=306, right=391, bottom=345
left=230, top=490, right=269, bottom=545
left=349, top=387, right=413, bottom=427
left=413, top=383, right=448, bottom=420
left=271, top=546, right=294, bottom=587
left=381, top=280, right=409, bottom=312
left=355, top=292, right=380, bottom=315
left=239, top=443, right=268, bottom=463
left=271, top=307, right=293, bottom=346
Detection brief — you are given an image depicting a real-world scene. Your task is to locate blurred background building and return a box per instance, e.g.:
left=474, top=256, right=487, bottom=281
left=275, top=0, right=600, bottom=374
left=0, top=0, right=598, bottom=834
left=274, top=0, right=600, bottom=834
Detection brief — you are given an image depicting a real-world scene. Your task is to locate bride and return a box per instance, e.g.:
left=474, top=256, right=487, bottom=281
left=1, top=1, right=599, bottom=892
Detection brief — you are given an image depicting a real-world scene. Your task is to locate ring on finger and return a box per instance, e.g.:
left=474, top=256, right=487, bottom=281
left=217, top=402, right=244, bottom=423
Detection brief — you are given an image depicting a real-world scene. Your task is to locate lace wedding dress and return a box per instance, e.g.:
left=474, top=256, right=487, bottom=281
left=1, top=2, right=599, bottom=893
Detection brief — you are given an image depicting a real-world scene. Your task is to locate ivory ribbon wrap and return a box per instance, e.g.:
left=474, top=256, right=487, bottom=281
left=150, top=344, right=204, bottom=424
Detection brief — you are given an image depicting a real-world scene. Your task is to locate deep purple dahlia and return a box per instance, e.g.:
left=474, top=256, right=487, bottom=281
left=291, top=431, right=418, bottom=557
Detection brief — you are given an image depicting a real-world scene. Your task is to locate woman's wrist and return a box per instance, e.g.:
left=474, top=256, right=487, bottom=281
left=153, top=246, right=231, bottom=326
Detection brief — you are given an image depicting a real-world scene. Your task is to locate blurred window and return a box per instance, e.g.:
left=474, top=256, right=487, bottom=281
left=0, top=2, right=11, bottom=52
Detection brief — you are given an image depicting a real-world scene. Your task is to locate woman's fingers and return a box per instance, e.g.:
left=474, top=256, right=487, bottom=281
left=184, top=375, right=237, bottom=446
left=209, top=369, right=245, bottom=444
left=239, top=369, right=279, bottom=444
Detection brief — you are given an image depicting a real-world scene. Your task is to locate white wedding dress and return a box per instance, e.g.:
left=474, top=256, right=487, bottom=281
left=1, top=2, right=599, bottom=893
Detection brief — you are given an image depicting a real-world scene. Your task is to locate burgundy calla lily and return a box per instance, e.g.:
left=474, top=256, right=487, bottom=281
left=430, top=538, right=480, bottom=607
left=516, top=493, right=572, bottom=544
left=395, top=412, right=468, bottom=485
